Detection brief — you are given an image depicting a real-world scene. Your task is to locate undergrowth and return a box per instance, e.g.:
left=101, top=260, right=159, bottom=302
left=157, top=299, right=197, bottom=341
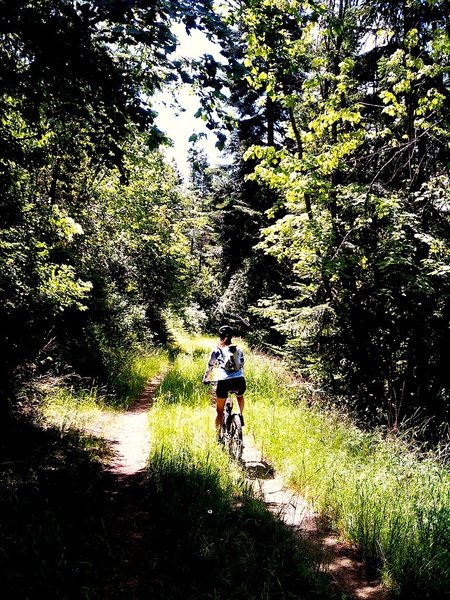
left=245, top=353, right=450, bottom=598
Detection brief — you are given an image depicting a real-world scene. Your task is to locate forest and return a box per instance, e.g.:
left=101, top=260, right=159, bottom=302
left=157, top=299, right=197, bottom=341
left=1, top=0, right=450, bottom=598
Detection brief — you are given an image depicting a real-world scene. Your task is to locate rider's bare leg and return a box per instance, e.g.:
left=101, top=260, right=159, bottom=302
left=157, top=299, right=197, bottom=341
left=236, top=395, right=244, bottom=414
left=216, top=397, right=226, bottom=430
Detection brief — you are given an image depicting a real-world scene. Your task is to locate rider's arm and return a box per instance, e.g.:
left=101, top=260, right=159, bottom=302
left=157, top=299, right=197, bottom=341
left=202, top=348, right=220, bottom=382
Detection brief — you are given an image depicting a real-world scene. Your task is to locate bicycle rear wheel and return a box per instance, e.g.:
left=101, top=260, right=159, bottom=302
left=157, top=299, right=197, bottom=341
left=218, top=402, right=232, bottom=446
left=228, top=414, right=243, bottom=462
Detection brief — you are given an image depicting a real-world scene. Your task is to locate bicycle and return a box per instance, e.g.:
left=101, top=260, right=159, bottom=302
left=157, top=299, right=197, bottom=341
left=209, top=383, right=244, bottom=462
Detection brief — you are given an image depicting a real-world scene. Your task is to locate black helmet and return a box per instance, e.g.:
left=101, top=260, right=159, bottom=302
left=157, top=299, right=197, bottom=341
left=219, top=324, right=233, bottom=338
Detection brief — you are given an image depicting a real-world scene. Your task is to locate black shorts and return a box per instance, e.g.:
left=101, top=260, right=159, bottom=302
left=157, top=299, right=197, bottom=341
left=216, top=377, right=246, bottom=398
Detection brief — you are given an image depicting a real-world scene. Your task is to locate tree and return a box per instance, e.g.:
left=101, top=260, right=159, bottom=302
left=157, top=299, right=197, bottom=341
left=0, top=0, right=223, bottom=407
left=237, top=0, right=450, bottom=429
left=63, top=135, right=192, bottom=387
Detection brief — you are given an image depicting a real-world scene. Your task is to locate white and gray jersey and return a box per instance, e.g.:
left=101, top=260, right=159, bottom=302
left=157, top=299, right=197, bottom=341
left=204, top=345, right=244, bottom=381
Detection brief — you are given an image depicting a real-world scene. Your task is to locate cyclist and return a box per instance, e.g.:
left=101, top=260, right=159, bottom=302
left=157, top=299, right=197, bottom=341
left=202, top=324, right=246, bottom=432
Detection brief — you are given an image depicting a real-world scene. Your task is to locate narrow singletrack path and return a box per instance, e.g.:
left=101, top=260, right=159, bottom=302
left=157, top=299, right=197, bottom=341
left=82, top=374, right=164, bottom=475
left=81, top=377, right=389, bottom=600
left=106, top=376, right=164, bottom=475
left=242, top=433, right=390, bottom=600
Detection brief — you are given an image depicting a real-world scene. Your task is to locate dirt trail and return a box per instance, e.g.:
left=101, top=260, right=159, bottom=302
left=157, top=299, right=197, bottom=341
left=242, top=436, right=390, bottom=600
left=87, top=376, right=389, bottom=600
left=82, top=375, right=163, bottom=475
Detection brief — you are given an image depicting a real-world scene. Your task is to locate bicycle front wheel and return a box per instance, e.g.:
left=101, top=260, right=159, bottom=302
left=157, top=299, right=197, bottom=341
left=228, top=414, right=243, bottom=462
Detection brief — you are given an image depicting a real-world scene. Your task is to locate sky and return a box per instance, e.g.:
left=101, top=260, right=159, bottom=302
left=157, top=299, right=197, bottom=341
left=153, top=23, right=229, bottom=181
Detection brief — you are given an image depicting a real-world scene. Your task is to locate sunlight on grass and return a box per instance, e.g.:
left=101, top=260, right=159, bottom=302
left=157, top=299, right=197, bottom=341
left=245, top=351, right=450, bottom=597
left=144, top=337, right=330, bottom=599
left=165, top=313, right=214, bottom=356
left=42, top=350, right=170, bottom=430
left=5, top=332, right=331, bottom=599
left=172, top=330, right=214, bottom=356
left=42, top=386, right=117, bottom=432
left=148, top=350, right=245, bottom=489
left=113, top=350, right=170, bottom=407
left=166, top=317, right=248, bottom=361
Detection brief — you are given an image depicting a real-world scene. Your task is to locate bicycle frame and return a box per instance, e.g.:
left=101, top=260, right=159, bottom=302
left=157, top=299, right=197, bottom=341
left=206, top=381, right=244, bottom=462
left=219, top=392, right=244, bottom=462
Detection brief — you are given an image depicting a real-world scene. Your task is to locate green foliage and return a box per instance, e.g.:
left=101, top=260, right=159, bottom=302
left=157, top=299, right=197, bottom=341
left=0, top=0, right=233, bottom=411
left=63, top=137, right=193, bottom=390
left=0, top=124, right=193, bottom=402
left=236, top=0, right=450, bottom=428
left=186, top=141, right=293, bottom=337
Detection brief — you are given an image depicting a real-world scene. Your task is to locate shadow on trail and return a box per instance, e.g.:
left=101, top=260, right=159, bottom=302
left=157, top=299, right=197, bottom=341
left=0, top=416, right=334, bottom=599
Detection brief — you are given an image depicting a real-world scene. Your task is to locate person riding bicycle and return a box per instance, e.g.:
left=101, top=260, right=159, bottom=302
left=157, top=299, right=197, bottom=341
left=202, top=324, right=246, bottom=432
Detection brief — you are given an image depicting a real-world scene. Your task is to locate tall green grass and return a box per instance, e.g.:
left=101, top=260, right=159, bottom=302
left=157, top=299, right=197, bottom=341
left=245, top=353, right=450, bottom=598
left=145, top=344, right=331, bottom=599
left=42, top=350, right=170, bottom=431
left=148, top=352, right=243, bottom=486
left=113, top=350, right=170, bottom=407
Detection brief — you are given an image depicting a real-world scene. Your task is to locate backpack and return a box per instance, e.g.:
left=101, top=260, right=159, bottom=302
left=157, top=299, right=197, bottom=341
left=219, top=344, right=241, bottom=372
